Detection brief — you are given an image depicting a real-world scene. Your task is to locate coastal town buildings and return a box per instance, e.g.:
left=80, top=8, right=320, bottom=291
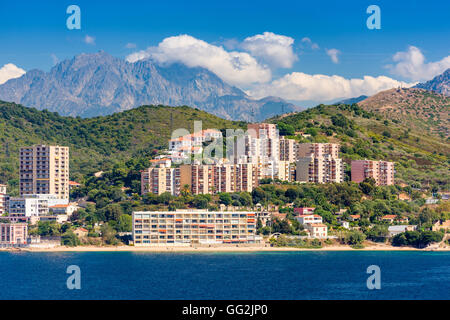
left=351, top=160, right=395, bottom=186
left=279, top=137, right=298, bottom=162
left=0, top=223, right=28, bottom=246
left=295, top=214, right=323, bottom=225
left=133, top=209, right=262, bottom=245
left=294, top=207, right=315, bottom=215
left=304, top=223, right=328, bottom=238
left=141, top=159, right=181, bottom=196
left=0, top=184, right=8, bottom=215
left=179, top=162, right=259, bottom=195
left=8, top=194, right=69, bottom=218
left=20, top=145, right=70, bottom=200
left=295, top=143, right=344, bottom=184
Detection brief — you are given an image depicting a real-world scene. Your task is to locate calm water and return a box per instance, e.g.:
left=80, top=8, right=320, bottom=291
left=0, top=251, right=449, bottom=300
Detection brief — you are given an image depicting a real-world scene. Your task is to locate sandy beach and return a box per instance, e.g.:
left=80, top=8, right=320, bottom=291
left=6, top=242, right=448, bottom=253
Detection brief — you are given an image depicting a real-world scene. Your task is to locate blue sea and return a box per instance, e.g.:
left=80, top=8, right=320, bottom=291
left=0, top=251, right=449, bottom=300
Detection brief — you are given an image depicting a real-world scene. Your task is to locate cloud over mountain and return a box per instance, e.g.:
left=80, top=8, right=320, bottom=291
left=126, top=34, right=271, bottom=86
left=0, top=63, right=26, bottom=85
left=387, top=46, right=450, bottom=81
left=247, top=72, right=415, bottom=102
left=241, top=32, right=297, bottom=68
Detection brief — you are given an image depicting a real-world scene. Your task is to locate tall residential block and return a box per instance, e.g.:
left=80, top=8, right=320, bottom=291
left=351, top=160, right=395, bottom=186
left=133, top=210, right=262, bottom=245
left=297, top=143, right=340, bottom=159
left=20, top=145, right=69, bottom=200
left=295, top=157, right=344, bottom=183
left=295, top=143, right=343, bottom=184
left=141, top=159, right=180, bottom=196
left=180, top=163, right=259, bottom=195
left=279, top=137, right=298, bottom=162
left=0, top=184, right=8, bottom=215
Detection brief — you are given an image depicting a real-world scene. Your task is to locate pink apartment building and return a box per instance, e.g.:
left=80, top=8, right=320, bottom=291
left=351, top=160, right=395, bottom=186
left=0, top=223, right=28, bottom=246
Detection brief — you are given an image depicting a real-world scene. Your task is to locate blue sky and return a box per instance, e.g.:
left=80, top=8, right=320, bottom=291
left=0, top=0, right=449, bottom=104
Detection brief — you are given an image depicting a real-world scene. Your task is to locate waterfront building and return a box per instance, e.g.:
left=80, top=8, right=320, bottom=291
left=133, top=209, right=262, bottom=245
left=0, top=223, right=28, bottom=246
left=20, top=145, right=69, bottom=199
left=304, top=223, right=328, bottom=238
left=8, top=194, right=68, bottom=218
left=0, top=184, right=8, bottom=215
left=351, top=160, right=395, bottom=186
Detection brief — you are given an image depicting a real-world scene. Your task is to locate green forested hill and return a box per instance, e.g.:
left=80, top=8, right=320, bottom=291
left=0, top=101, right=245, bottom=192
left=270, top=103, right=449, bottom=190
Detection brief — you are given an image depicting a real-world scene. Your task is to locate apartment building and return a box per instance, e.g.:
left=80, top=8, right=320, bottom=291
left=351, top=160, right=395, bottom=186
left=0, top=223, right=28, bottom=246
left=179, top=162, right=259, bottom=195
left=141, top=159, right=180, bottom=196
left=9, top=194, right=68, bottom=218
left=277, top=161, right=295, bottom=182
left=297, top=143, right=340, bottom=159
left=295, top=156, right=344, bottom=183
left=133, top=210, right=262, bottom=245
left=279, top=137, right=298, bottom=162
left=0, top=184, right=8, bottom=215
left=247, top=123, right=278, bottom=139
left=20, top=145, right=69, bottom=199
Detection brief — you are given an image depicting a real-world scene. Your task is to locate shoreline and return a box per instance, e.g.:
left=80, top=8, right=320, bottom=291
left=3, top=244, right=449, bottom=253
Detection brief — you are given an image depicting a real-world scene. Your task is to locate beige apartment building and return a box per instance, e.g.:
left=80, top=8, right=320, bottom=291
left=20, top=145, right=69, bottom=200
left=297, top=143, right=340, bottom=159
left=279, top=137, right=298, bottom=162
left=141, top=159, right=180, bottom=196
left=351, top=160, right=395, bottom=186
left=0, top=184, right=8, bottom=215
left=180, top=163, right=259, bottom=195
left=133, top=210, right=262, bottom=245
left=247, top=123, right=278, bottom=139
left=296, top=156, right=344, bottom=183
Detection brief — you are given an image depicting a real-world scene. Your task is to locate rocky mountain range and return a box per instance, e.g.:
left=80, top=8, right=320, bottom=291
left=414, top=68, right=450, bottom=96
left=0, top=51, right=297, bottom=121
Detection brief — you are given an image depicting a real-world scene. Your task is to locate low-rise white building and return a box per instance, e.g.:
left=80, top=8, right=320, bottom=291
left=9, top=194, right=68, bottom=218
left=305, top=223, right=328, bottom=238
left=296, top=214, right=323, bottom=225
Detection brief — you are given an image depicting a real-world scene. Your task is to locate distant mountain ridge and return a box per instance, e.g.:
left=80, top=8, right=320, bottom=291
left=0, top=51, right=297, bottom=121
left=414, top=68, right=450, bottom=96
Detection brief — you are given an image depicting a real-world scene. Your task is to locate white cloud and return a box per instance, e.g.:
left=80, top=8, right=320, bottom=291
left=126, top=34, right=271, bottom=86
left=125, top=43, right=136, bottom=49
left=0, top=63, right=26, bottom=85
left=84, top=35, right=96, bottom=45
left=247, top=72, right=415, bottom=102
left=326, top=49, right=340, bottom=64
left=386, top=46, right=450, bottom=81
left=241, top=32, right=297, bottom=68
left=301, top=37, right=319, bottom=50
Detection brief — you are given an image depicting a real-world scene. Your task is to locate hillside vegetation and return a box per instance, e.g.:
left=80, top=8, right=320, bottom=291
left=0, top=101, right=245, bottom=193
left=358, top=88, right=450, bottom=138
left=270, top=103, right=449, bottom=190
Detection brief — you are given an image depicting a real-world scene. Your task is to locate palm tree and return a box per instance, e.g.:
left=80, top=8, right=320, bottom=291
left=181, top=184, right=191, bottom=198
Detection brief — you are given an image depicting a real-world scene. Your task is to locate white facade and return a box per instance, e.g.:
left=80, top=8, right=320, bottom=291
left=9, top=194, right=68, bottom=217
left=296, top=214, right=323, bottom=225
left=0, top=184, right=8, bottom=215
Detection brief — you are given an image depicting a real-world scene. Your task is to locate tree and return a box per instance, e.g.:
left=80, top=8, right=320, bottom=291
left=117, top=214, right=132, bottom=232
left=345, top=230, right=366, bottom=245
left=219, top=193, right=232, bottom=206
left=61, top=231, right=80, bottom=247
left=101, top=223, right=119, bottom=245
left=285, top=188, right=299, bottom=202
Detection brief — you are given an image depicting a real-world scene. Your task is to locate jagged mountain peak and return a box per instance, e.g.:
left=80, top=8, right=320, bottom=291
left=0, top=52, right=296, bottom=121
